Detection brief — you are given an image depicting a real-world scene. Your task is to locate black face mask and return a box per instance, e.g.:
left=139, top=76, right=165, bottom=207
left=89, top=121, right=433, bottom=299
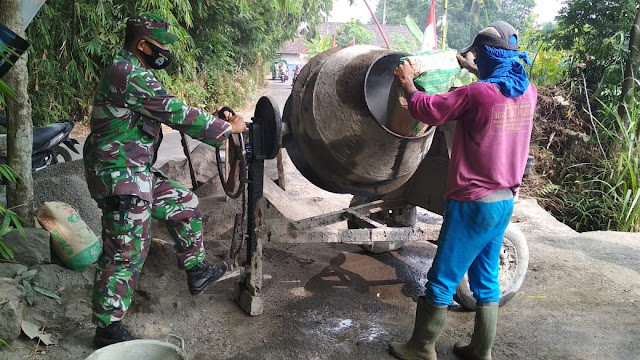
left=139, top=41, right=172, bottom=70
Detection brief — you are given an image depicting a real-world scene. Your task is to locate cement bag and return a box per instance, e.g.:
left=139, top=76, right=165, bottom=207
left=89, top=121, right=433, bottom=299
left=386, top=49, right=469, bottom=137
left=36, top=202, right=101, bottom=271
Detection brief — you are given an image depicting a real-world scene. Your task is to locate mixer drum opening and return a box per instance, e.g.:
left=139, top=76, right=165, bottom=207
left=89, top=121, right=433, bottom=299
left=284, top=46, right=436, bottom=196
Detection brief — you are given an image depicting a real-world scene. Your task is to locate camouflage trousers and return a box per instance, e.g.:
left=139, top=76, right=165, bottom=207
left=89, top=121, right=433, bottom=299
left=92, top=177, right=205, bottom=327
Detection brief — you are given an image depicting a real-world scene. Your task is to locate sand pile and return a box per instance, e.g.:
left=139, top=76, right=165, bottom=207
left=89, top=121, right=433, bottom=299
left=33, top=160, right=102, bottom=236
left=32, top=143, right=225, bottom=239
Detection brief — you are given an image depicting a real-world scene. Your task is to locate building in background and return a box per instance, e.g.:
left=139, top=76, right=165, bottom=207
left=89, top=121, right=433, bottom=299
left=277, top=22, right=412, bottom=71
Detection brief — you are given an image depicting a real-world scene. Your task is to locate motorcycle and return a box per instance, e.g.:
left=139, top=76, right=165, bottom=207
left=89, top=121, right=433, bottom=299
left=279, top=69, right=289, bottom=83
left=292, top=72, right=300, bottom=86
left=0, top=115, right=80, bottom=172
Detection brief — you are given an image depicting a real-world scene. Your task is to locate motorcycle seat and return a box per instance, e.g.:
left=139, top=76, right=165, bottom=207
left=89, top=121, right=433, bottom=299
left=33, top=122, right=71, bottom=151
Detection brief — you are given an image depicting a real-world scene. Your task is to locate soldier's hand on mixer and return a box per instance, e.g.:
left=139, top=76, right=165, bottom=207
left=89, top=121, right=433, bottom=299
left=394, top=61, right=418, bottom=98
left=214, top=108, right=231, bottom=120
left=227, top=115, right=246, bottom=134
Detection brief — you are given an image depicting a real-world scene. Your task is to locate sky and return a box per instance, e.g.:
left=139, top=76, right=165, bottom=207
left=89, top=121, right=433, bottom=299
left=329, top=0, right=565, bottom=25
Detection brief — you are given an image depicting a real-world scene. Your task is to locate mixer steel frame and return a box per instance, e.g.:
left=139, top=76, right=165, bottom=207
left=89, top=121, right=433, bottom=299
left=233, top=96, right=468, bottom=316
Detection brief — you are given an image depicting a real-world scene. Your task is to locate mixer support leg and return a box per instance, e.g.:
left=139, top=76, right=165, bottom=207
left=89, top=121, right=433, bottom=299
left=234, top=238, right=263, bottom=316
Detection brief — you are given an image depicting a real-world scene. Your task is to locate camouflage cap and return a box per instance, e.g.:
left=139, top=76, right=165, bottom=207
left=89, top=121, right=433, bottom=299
left=126, top=13, right=179, bottom=45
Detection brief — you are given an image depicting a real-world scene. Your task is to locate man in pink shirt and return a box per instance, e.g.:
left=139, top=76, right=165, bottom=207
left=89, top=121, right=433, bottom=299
left=389, top=21, right=537, bottom=360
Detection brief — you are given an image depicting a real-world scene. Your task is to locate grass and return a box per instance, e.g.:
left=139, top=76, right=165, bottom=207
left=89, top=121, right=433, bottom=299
left=0, top=164, right=25, bottom=260
left=554, top=96, right=640, bottom=232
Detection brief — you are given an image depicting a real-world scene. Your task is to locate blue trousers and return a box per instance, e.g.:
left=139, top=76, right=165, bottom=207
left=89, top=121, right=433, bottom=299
left=425, top=198, right=514, bottom=306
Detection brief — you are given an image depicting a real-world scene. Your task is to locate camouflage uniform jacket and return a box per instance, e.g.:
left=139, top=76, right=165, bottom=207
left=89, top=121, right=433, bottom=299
left=84, top=49, right=231, bottom=201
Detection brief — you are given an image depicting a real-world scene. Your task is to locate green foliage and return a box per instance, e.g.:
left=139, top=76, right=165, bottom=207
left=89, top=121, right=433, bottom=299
left=0, top=337, right=12, bottom=350
left=551, top=93, right=640, bottom=232
left=405, top=15, right=424, bottom=45
left=592, top=99, right=640, bottom=232
left=553, top=0, right=637, bottom=92
left=537, top=181, right=560, bottom=197
left=0, top=164, right=25, bottom=261
left=302, top=34, right=333, bottom=56
left=520, top=28, right=569, bottom=87
left=335, top=21, right=375, bottom=47
left=0, top=44, right=17, bottom=100
left=390, top=33, right=419, bottom=54
left=26, top=0, right=331, bottom=125
left=375, top=0, right=536, bottom=51
left=13, top=267, right=61, bottom=305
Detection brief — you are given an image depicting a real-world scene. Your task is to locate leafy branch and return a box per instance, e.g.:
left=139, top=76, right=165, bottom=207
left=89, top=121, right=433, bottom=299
left=13, top=267, right=61, bottom=305
left=0, top=164, right=25, bottom=260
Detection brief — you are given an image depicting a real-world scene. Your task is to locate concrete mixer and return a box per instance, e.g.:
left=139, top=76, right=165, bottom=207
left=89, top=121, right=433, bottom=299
left=223, top=46, right=529, bottom=315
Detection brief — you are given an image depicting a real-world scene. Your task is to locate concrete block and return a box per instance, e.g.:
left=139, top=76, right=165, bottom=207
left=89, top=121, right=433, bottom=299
left=2, top=228, right=51, bottom=266
left=236, top=284, right=264, bottom=316
left=0, top=278, right=27, bottom=341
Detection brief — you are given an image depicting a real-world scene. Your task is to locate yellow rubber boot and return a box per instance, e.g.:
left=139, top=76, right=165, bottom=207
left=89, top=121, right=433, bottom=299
left=453, top=302, right=499, bottom=360
left=389, top=297, right=447, bottom=360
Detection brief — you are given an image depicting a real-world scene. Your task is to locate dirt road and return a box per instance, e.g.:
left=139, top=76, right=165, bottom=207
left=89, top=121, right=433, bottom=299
left=3, top=78, right=639, bottom=360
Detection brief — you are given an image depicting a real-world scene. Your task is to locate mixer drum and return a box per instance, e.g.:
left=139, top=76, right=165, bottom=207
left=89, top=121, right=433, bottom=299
left=283, top=45, right=436, bottom=196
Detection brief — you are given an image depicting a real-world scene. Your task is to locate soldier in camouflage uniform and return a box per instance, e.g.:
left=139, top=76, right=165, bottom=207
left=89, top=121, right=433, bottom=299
left=83, top=13, right=246, bottom=348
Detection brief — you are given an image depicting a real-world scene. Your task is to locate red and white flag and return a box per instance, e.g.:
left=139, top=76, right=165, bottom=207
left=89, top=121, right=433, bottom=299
left=420, top=0, right=438, bottom=51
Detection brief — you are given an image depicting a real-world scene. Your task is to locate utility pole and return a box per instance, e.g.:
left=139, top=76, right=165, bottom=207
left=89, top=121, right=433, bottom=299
left=441, top=0, right=449, bottom=49
left=383, top=0, right=387, bottom=25
left=0, top=0, right=34, bottom=223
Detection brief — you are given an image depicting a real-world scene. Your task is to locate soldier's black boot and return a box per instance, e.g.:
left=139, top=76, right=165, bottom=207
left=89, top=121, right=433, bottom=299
left=187, top=261, right=228, bottom=295
left=93, top=322, right=138, bottom=349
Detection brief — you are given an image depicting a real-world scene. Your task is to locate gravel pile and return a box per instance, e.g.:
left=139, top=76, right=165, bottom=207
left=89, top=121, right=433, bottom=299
left=33, top=160, right=102, bottom=236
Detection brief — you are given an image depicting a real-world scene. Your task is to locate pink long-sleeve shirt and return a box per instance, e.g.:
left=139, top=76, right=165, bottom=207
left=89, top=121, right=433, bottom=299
left=408, top=82, right=537, bottom=201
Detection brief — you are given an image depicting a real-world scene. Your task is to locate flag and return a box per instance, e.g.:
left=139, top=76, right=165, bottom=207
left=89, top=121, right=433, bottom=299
left=420, top=0, right=438, bottom=51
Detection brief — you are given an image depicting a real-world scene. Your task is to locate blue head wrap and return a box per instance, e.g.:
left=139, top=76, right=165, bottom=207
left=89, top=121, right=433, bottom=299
left=475, top=45, right=531, bottom=98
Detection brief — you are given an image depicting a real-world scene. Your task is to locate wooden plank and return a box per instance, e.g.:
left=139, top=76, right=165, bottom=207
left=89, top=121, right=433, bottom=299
left=291, top=199, right=407, bottom=230
left=276, top=149, right=286, bottom=190
left=344, top=209, right=385, bottom=228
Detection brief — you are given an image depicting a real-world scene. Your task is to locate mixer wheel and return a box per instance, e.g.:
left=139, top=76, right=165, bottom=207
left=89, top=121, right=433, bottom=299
left=454, top=223, right=529, bottom=310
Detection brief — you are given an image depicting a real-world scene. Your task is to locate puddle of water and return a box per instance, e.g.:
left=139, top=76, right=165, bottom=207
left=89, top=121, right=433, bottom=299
left=368, top=284, right=404, bottom=301
left=358, top=322, right=386, bottom=342
left=290, top=287, right=312, bottom=298
left=333, top=319, right=353, bottom=332
left=400, top=252, right=434, bottom=270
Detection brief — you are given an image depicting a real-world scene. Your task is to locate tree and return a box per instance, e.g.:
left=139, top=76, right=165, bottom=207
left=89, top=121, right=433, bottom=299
left=335, top=21, right=375, bottom=47
left=390, top=33, right=419, bottom=53
left=554, top=0, right=638, bottom=92
left=375, top=0, right=535, bottom=51
left=0, top=0, right=34, bottom=223
left=302, top=34, right=333, bottom=56
left=25, top=0, right=331, bottom=125
left=619, top=4, right=640, bottom=139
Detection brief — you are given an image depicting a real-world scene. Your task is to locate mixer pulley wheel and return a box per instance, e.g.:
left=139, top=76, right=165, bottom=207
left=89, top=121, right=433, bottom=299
left=252, top=96, right=282, bottom=160
left=215, top=107, right=247, bottom=199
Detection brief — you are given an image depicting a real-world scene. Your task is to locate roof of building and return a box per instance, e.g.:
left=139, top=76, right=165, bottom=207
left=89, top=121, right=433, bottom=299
left=278, top=22, right=414, bottom=55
